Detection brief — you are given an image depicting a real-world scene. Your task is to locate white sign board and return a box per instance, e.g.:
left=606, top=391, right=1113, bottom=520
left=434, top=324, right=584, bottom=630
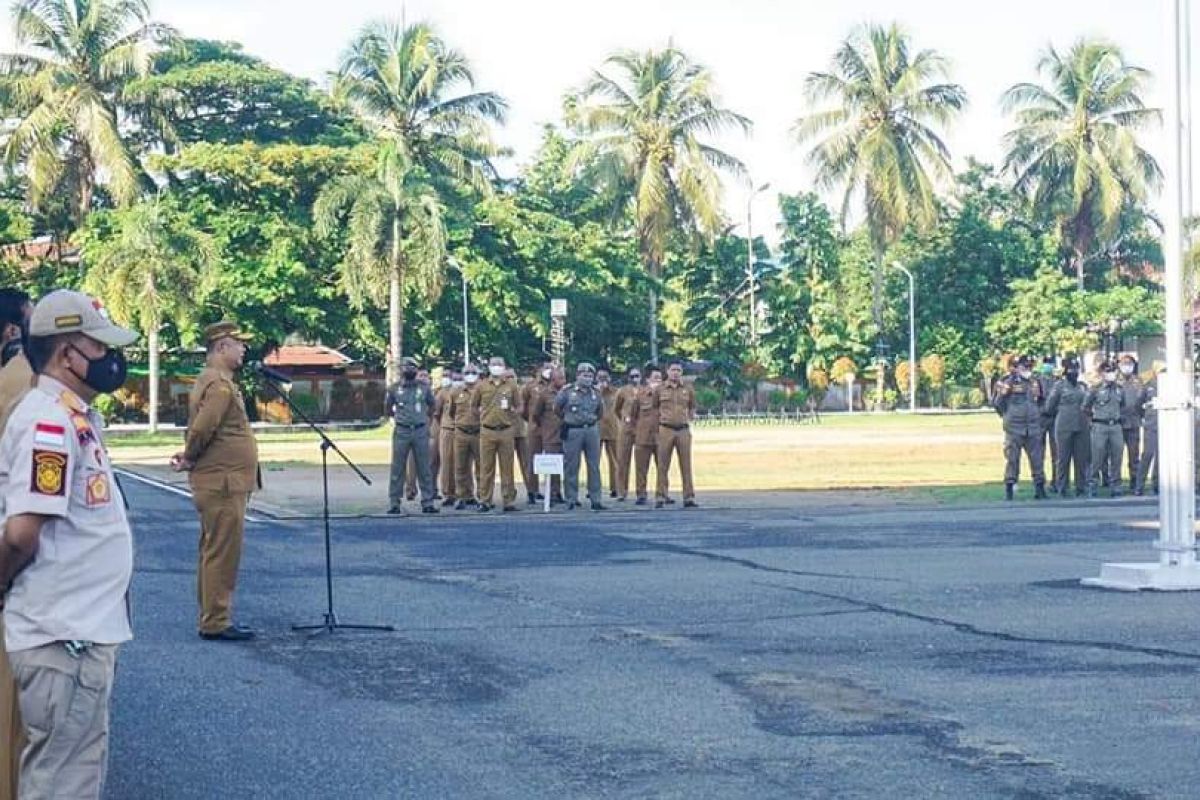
left=550, top=298, right=568, bottom=317
left=534, top=454, right=564, bottom=476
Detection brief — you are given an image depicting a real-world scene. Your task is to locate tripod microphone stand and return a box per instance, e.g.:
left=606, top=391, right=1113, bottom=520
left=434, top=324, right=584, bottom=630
left=255, top=372, right=393, bottom=636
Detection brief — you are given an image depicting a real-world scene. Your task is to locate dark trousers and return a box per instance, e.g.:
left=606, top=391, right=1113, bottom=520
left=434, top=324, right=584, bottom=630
left=390, top=426, right=434, bottom=506
left=1122, top=427, right=1141, bottom=487
left=1137, top=426, right=1159, bottom=493
left=1054, top=429, right=1090, bottom=496
left=1004, top=429, right=1045, bottom=485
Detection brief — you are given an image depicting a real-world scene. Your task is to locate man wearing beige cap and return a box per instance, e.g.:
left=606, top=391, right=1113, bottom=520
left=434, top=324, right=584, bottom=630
left=0, top=289, right=136, bottom=799
left=171, top=321, right=259, bottom=642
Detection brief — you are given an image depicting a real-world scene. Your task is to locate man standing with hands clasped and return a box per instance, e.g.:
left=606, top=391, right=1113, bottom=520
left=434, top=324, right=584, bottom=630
left=171, top=321, right=260, bottom=642
left=0, top=290, right=137, bottom=799
left=654, top=361, right=698, bottom=508
left=385, top=356, right=437, bottom=515
left=557, top=362, right=605, bottom=511
left=473, top=356, right=522, bottom=513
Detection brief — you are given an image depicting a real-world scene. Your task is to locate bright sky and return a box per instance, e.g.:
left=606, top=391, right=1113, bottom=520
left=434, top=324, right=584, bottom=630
left=5, top=0, right=1184, bottom=235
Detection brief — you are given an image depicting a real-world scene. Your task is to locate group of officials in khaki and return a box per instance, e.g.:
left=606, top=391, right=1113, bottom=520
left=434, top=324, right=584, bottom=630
left=0, top=287, right=257, bottom=800
left=386, top=358, right=700, bottom=513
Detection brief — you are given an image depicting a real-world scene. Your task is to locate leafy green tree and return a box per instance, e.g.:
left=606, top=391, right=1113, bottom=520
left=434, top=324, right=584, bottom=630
left=566, top=46, right=750, bottom=363
left=79, top=196, right=218, bottom=431
left=321, top=21, right=505, bottom=382
left=984, top=267, right=1084, bottom=356
left=1002, top=39, right=1161, bottom=289
left=126, top=38, right=361, bottom=148
left=795, top=23, right=966, bottom=403
left=0, top=0, right=176, bottom=220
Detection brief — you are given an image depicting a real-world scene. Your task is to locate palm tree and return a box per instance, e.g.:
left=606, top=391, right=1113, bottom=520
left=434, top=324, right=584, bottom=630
left=80, top=196, right=218, bottom=432
left=0, top=0, right=177, bottom=222
left=794, top=23, right=966, bottom=403
left=321, top=21, right=505, bottom=382
left=566, top=46, right=750, bottom=364
left=1002, top=40, right=1161, bottom=289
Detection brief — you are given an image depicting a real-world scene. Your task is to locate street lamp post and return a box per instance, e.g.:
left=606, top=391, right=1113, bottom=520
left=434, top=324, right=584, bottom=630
left=1085, top=0, right=1200, bottom=590
left=746, top=182, right=770, bottom=347
left=892, top=262, right=916, bottom=414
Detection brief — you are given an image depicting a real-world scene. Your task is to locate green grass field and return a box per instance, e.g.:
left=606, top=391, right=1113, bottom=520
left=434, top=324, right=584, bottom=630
left=111, top=412, right=1017, bottom=503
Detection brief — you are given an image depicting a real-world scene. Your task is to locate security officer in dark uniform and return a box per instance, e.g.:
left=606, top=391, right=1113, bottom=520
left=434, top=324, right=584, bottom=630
left=556, top=362, right=605, bottom=510
left=993, top=355, right=1046, bottom=500
left=1135, top=364, right=1163, bottom=496
left=1084, top=360, right=1126, bottom=498
left=1045, top=357, right=1089, bottom=497
left=385, top=356, right=437, bottom=515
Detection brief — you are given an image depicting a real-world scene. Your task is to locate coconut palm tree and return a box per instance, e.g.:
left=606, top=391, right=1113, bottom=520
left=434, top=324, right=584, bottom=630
left=794, top=23, right=966, bottom=404
left=1002, top=39, right=1161, bottom=289
left=567, top=46, right=750, bottom=364
left=80, top=196, right=218, bottom=432
left=320, top=20, right=505, bottom=383
left=0, top=0, right=177, bottom=221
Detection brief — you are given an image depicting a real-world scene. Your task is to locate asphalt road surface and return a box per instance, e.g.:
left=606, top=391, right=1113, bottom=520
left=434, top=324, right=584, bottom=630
left=106, top=478, right=1200, bottom=799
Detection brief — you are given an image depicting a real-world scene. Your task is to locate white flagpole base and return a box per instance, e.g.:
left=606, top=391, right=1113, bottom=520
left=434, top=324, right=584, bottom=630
left=1083, top=562, right=1200, bottom=591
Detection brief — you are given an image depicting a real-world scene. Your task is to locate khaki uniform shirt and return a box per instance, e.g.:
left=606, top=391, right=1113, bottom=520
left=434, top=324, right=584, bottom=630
left=630, top=385, right=660, bottom=447
left=473, top=376, right=522, bottom=430
left=993, top=374, right=1044, bottom=435
left=522, top=379, right=548, bottom=424
left=1118, top=376, right=1146, bottom=430
left=450, top=384, right=480, bottom=430
left=1084, top=381, right=1125, bottom=423
left=614, top=385, right=639, bottom=436
left=598, top=385, right=619, bottom=441
left=435, top=386, right=455, bottom=432
left=1045, top=379, right=1089, bottom=435
left=1, top=376, right=132, bottom=651
left=185, top=366, right=259, bottom=493
left=530, top=384, right=564, bottom=447
left=654, top=380, right=696, bottom=428
left=385, top=381, right=434, bottom=427
left=0, top=352, right=33, bottom=436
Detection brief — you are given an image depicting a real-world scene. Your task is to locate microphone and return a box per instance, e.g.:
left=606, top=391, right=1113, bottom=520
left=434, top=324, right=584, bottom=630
left=249, top=360, right=292, bottom=385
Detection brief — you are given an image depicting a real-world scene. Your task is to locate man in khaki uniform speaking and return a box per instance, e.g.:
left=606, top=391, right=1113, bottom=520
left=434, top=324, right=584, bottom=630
left=472, top=356, right=523, bottom=512
left=654, top=361, right=698, bottom=508
left=0, top=287, right=31, bottom=800
left=171, top=321, right=259, bottom=642
left=0, top=290, right=136, bottom=799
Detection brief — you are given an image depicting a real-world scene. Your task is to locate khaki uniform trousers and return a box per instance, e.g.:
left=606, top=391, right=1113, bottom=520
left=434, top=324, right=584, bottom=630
left=1121, top=426, right=1141, bottom=488
left=1003, top=430, right=1045, bottom=485
left=454, top=430, right=480, bottom=502
left=633, top=444, right=658, bottom=501
left=439, top=428, right=457, bottom=500
left=601, top=436, right=619, bottom=495
left=514, top=435, right=534, bottom=499
left=525, top=429, right=543, bottom=495
left=1054, top=429, right=1090, bottom=496
left=9, top=642, right=117, bottom=800
left=656, top=426, right=695, bottom=501
left=479, top=428, right=517, bottom=507
left=0, top=617, right=23, bottom=800
left=1089, top=422, right=1125, bottom=493
left=194, top=487, right=249, bottom=635
left=1137, top=425, right=1159, bottom=494
left=616, top=429, right=635, bottom=500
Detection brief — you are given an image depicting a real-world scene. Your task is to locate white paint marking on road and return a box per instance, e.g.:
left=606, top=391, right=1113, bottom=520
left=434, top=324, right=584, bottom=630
left=114, top=468, right=269, bottom=523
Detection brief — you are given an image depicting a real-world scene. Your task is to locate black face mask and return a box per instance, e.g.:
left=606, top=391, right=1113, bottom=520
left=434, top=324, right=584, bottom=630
left=403, top=368, right=418, bottom=381
left=70, top=345, right=128, bottom=394
left=1066, top=371, right=1079, bottom=385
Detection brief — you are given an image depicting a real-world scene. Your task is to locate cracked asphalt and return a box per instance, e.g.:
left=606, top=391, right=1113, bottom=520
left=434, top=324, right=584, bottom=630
left=106, top=480, right=1200, bottom=799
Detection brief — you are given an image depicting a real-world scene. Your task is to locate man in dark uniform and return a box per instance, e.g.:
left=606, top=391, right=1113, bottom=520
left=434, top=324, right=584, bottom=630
left=385, top=356, right=437, bottom=515
left=172, top=321, right=260, bottom=641
left=1045, top=357, right=1089, bottom=497
left=557, top=363, right=605, bottom=511
left=1084, top=361, right=1126, bottom=498
left=1135, top=364, right=1163, bottom=496
left=1117, top=354, right=1145, bottom=488
left=993, top=355, right=1046, bottom=500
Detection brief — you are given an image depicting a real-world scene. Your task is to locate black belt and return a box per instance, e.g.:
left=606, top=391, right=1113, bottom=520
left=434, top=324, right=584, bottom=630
left=660, top=423, right=689, bottom=431
left=458, top=426, right=480, bottom=434
left=1093, top=419, right=1120, bottom=425
left=564, top=423, right=596, bottom=430
left=482, top=424, right=511, bottom=432
left=394, top=422, right=426, bottom=430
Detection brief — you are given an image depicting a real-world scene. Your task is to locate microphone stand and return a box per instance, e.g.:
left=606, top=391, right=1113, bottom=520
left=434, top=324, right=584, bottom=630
left=254, top=370, right=394, bottom=637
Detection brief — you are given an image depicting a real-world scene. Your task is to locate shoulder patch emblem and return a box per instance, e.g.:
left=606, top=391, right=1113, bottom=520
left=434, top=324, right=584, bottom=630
left=32, top=449, right=68, bottom=496
left=33, top=422, right=67, bottom=448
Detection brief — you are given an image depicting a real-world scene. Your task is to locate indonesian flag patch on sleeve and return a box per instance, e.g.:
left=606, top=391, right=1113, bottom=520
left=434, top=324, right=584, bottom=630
left=32, top=449, right=68, bottom=496
left=33, top=422, right=67, bottom=448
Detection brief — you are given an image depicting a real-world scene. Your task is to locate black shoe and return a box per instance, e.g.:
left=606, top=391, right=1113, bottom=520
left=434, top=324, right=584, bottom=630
left=635, top=498, right=647, bottom=506
left=684, top=500, right=698, bottom=508
left=528, top=492, right=537, bottom=505
left=422, top=505, right=439, bottom=514
left=454, top=501, right=467, bottom=511
left=1004, top=483, right=1014, bottom=501
left=503, top=505, right=518, bottom=513
left=465, top=499, right=479, bottom=508
left=609, top=491, right=618, bottom=499
left=665, top=498, right=677, bottom=505
left=535, top=493, right=546, bottom=501
left=441, top=498, right=456, bottom=507
left=591, top=502, right=605, bottom=511
left=1134, top=489, right=1144, bottom=497
left=433, top=494, right=443, bottom=502
left=387, top=505, right=405, bottom=515
left=405, top=493, right=417, bottom=502
left=567, top=501, right=578, bottom=511
left=478, top=504, right=493, bottom=513
left=200, top=626, right=255, bottom=642
left=551, top=495, right=565, bottom=506
left=618, top=496, right=627, bottom=503
left=1110, top=490, right=1123, bottom=499
left=1034, top=483, right=1047, bottom=500
left=655, top=500, right=664, bottom=509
